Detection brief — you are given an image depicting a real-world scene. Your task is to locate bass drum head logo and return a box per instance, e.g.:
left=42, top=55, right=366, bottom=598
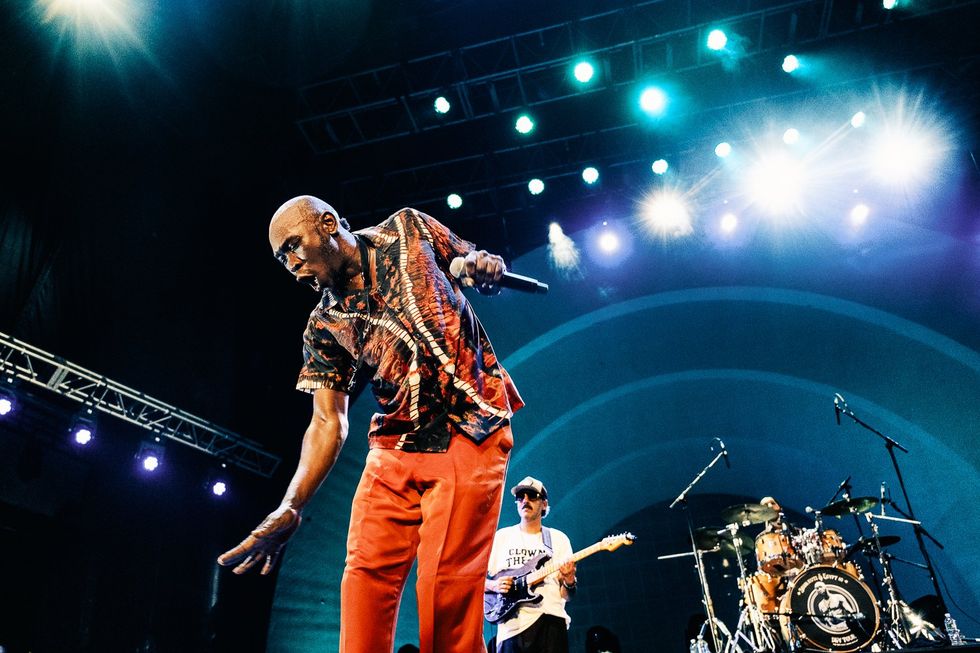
left=780, top=566, right=879, bottom=652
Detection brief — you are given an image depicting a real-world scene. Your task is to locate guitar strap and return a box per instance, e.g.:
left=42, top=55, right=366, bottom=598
left=541, top=527, right=553, bottom=556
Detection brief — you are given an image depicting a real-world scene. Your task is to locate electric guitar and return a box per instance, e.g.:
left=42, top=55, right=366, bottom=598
left=484, top=532, right=636, bottom=624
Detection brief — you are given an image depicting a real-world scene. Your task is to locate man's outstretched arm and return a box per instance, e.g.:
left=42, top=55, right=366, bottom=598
left=217, top=386, right=349, bottom=575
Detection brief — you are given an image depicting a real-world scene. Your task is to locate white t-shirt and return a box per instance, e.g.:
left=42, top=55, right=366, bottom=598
left=486, top=524, right=573, bottom=644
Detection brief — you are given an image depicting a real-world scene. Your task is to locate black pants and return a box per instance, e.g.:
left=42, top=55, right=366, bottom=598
left=497, top=615, right=569, bottom=653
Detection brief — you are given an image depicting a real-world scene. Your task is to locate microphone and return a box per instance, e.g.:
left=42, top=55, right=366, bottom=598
left=714, top=437, right=730, bottom=469
left=833, top=393, right=843, bottom=425
left=449, top=257, right=549, bottom=294
left=835, top=475, right=852, bottom=498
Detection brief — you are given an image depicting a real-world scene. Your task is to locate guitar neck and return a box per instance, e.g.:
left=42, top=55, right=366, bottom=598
left=526, top=541, right=605, bottom=585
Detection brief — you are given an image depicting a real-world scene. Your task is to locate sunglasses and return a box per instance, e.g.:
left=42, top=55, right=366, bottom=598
left=515, top=489, right=542, bottom=501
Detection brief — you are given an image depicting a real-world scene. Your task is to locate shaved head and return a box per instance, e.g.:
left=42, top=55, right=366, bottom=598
left=270, top=195, right=345, bottom=234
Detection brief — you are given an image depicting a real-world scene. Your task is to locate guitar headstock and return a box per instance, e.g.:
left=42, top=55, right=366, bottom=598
left=600, top=532, right=636, bottom=551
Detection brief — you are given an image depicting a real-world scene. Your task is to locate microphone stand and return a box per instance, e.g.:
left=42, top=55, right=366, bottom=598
left=834, top=395, right=948, bottom=616
left=670, top=446, right=729, bottom=653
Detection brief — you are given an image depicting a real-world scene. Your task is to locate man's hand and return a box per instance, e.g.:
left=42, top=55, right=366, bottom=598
left=559, top=561, right=576, bottom=587
left=217, top=505, right=302, bottom=575
left=488, top=575, right=515, bottom=594
left=461, top=250, right=506, bottom=295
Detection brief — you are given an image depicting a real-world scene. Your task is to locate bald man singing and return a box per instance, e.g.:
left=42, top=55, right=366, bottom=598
left=218, top=197, right=523, bottom=653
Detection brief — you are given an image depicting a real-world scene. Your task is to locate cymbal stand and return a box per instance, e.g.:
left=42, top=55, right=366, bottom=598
left=722, top=523, right=779, bottom=653
left=866, top=510, right=944, bottom=647
left=834, top=395, right=948, bottom=616
left=670, top=445, right=730, bottom=653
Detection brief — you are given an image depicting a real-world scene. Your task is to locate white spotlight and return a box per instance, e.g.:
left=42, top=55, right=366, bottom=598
left=707, top=29, right=728, bottom=51
left=782, top=54, right=800, bottom=73
left=528, top=178, right=545, bottom=195
left=515, top=114, right=535, bottom=134
left=870, top=128, right=938, bottom=187
left=747, top=153, right=804, bottom=214
left=651, top=159, right=669, bottom=175
left=582, top=167, right=599, bottom=184
left=643, top=192, right=693, bottom=237
left=639, top=87, right=668, bottom=115
left=573, top=61, right=595, bottom=83
left=598, top=230, right=620, bottom=253
left=715, top=142, right=732, bottom=158
left=851, top=111, right=867, bottom=128
left=850, top=203, right=870, bottom=226
left=434, top=96, right=451, bottom=114
left=783, top=128, right=800, bottom=144
left=447, top=193, right=463, bottom=209
left=720, top=213, right=739, bottom=234
left=883, top=0, right=898, bottom=9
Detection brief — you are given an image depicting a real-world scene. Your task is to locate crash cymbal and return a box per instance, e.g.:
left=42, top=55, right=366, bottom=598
left=721, top=503, right=778, bottom=525
left=693, top=527, right=754, bottom=557
left=845, top=535, right=900, bottom=558
left=821, top=496, right=879, bottom=517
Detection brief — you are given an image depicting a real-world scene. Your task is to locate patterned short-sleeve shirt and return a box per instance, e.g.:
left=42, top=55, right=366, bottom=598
left=296, top=208, right=524, bottom=451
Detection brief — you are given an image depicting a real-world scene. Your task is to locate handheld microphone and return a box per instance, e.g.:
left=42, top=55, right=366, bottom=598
left=449, top=257, right=549, bottom=294
left=714, top=437, right=731, bottom=468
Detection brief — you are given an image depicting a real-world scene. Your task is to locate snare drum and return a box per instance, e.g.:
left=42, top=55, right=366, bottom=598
left=756, top=531, right=803, bottom=576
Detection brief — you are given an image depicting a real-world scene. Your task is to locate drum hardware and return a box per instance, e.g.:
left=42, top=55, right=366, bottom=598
left=668, top=438, right=735, bottom=653
left=833, top=393, right=949, bottom=617
left=721, top=522, right=782, bottom=653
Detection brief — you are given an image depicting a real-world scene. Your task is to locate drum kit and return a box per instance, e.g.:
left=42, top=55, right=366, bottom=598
left=684, top=490, right=947, bottom=653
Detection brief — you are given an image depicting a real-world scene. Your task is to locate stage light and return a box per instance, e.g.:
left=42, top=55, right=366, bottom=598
left=548, top=223, right=580, bottom=271
left=707, top=29, right=728, bottom=51
left=715, top=142, right=732, bottom=158
left=211, top=480, right=228, bottom=496
left=851, top=111, right=867, bottom=128
left=783, top=128, right=800, bottom=145
left=850, top=203, right=870, bottom=226
left=573, top=61, right=595, bottom=83
left=69, top=410, right=96, bottom=445
left=639, top=87, right=668, bottom=115
left=582, top=167, right=599, bottom=185
left=434, top=96, right=451, bottom=114
left=642, top=192, right=693, bottom=237
left=720, top=212, right=739, bottom=234
left=746, top=153, right=804, bottom=214
left=883, top=0, right=898, bottom=8
left=73, top=426, right=93, bottom=445
left=0, top=396, right=12, bottom=417
left=598, top=230, right=620, bottom=253
left=447, top=193, right=463, bottom=209
left=515, top=114, right=535, bottom=134
left=528, top=178, right=545, bottom=195
left=782, top=55, right=800, bottom=73
left=869, top=127, right=939, bottom=187
left=136, top=441, right=164, bottom=473
left=651, top=159, right=669, bottom=175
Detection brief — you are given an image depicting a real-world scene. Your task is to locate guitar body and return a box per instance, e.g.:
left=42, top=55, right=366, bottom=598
left=484, top=552, right=551, bottom=624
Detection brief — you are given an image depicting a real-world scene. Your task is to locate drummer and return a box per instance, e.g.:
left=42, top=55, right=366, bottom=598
left=758, top=497, right=792, bottom=534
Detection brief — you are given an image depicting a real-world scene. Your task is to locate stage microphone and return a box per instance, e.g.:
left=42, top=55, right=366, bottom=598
left=449, top=257, right=549, bottom=294
left=880, top=482, right=887, bottom=510
left=833, top=393, right=843, bottom=425
left=714, top=437, right=731, bottom=468
left=835, top=475, right=852, bottom=498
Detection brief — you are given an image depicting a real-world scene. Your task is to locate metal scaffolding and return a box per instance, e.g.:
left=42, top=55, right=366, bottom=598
left=0, top=331, right=281, bottom=478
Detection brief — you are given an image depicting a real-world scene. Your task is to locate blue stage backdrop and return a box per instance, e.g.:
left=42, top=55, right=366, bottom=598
left=267, top=211, right=980, bottom=651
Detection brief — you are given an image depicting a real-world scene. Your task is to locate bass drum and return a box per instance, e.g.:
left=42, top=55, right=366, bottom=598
left=778, top=565, right=880, bottom=652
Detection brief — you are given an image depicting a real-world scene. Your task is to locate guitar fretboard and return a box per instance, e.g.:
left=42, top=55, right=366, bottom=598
left=525, top=540, right=607, bottom=585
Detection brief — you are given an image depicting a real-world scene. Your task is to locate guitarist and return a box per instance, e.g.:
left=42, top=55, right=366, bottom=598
left=485, top=477, right=576, bottom=653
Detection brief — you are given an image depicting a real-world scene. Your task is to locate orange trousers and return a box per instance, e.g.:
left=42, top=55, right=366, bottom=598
left=340, top=426, right=513, bottom=653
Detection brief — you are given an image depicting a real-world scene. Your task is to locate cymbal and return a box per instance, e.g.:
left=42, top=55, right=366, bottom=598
left=693, top=527, right=754, bottom=557
left=845, top=535, right=900, bottom=558
left=721, top=503, right=778, bottom=525
left=821, top=496, right=879, bottom=517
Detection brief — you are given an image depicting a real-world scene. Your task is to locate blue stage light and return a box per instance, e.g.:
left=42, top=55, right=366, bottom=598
left=447, top=193, right=463, bottom=209
left=573, top=61, right=595, bottom=83
left=782, top=54, right=800, bottom=73
left=528, top=178, right=545, bottom=195
left=651, top=159, right=669, bottom=175
left=0, top=396, right=12, bottom=417
left=707, top=29, right=728, bottom=51
left=515, top=114, right=535, bottom=134
left=639, top=87, right=668, bottom=115
left=582, top=167, right=599, bottom=184
left=434, top=96, right=451, bottom=114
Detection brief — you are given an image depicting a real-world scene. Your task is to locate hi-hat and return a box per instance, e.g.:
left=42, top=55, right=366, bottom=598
left=721, top=503, right=778, bottom=525
left=693, top=527, right=754, bottom=557
left=821, top=496, right=878, bottom=517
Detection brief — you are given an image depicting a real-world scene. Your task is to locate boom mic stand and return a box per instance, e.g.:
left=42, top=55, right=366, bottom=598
left=669, top=442, right=730, bottom=653
left=833, top=394, right=948, bottom=616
